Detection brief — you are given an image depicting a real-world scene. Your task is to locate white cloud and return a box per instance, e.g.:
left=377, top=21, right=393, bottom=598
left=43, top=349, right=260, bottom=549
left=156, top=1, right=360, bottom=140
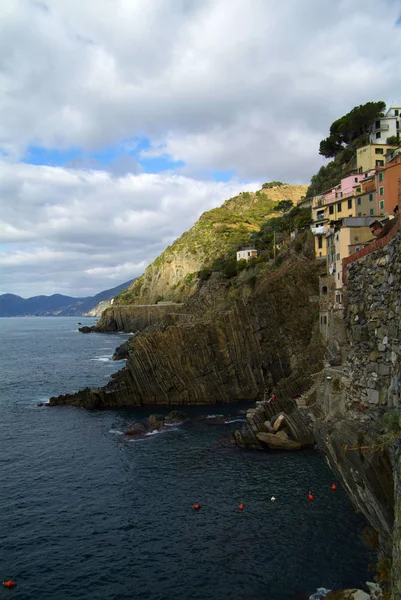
left=1, top=0, right=401, bottom=295
left=0, top=161, right=257, bottom=296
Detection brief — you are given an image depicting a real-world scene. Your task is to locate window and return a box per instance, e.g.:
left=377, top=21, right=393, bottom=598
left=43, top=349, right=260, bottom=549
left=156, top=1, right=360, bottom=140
left=318, top=236, right=322, bottom=249
left=336, top=294, right=341, bottom=303
left=397, top=121, right=400, bottom=130
left=336, top=253, right=340, bottom=260
left=379, top=172, right=383, bottom=182
left=348, top=199, right=352, bottom=209
left=356, top=186, right=361, bottom=193
left=370, top=209, right=374, bottom=215
left=337, top=273, right=340, bottom=280
left=375, top=148, right=384, bottom=154
left=379, top=186, right=384, bottom=196
left=375, top=120, right=380, bottom=129
left=248, top=252, right=250, bottom=256
left=336, top=234, right=339, bottom=241
left=395, top=110, right=399, bottom=116
left=369, top=193, right=373, bottom=201
left=380, top=200, right=384, bottom=210
left=321, top=286, right=328, bottom=295
left=318, top=252, right=322, bottom=257
left=354, top=236, right=359, bottom=241
left=337, top=202, right=342, bottom=212
left=323, top=316, right=327, bottom=325
left=329, top=205, right=334, bottom=215
left=356, top=247, right=360, bottom=252
left=376, top=160, right=384, bottom=167
left=357, top=212, right=362, bottom=216
left=357, top=197, right=361, bottom=205
left=376, top=132, right=381, bottom=139
left=354, top=177, right=358, bottom=182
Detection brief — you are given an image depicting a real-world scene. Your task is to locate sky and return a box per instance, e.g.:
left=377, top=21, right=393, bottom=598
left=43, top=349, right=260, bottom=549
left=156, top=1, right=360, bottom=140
left=1, top=0, right=401, bottom=298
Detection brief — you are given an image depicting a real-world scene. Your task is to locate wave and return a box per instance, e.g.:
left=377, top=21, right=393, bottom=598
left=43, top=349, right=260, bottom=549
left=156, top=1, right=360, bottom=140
left=90, top=356, right=111, bottom=362
left=109, top=429, right=124, bottom=435
left=206, top=414, right=224, bottom=419
left=225, top=418, right=244, bottom=424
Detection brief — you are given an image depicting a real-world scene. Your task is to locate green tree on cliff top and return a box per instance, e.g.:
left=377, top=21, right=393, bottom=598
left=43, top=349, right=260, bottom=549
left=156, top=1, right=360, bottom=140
left=307, top=101, right=386, bottom=198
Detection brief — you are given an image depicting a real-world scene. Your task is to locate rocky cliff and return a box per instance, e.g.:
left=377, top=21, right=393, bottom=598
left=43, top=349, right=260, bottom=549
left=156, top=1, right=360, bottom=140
left=50, top=254, right=324, bottom=408
left=115, top=185, right=308, bottom=306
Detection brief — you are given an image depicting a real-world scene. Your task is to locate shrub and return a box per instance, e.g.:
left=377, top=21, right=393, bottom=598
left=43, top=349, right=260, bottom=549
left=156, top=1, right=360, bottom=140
left=198, top=268, right=212, bottom=281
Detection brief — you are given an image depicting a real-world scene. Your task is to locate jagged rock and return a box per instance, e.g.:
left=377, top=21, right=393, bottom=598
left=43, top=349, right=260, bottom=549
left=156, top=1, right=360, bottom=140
left=256, top=432, right=301, bottom=451
left=50, top=260, right=324, bottom=408
left=112, top=339, right=131, bottom=360
left=124, top=422, right=147, bottom=436
left=272, top=413, right=286, bottom=432
left=78, top=326, right=95, bottom=333
left=263, top=420, right=274, bottom=433
left=166, top=410, right=187, bottom=422
left=148, top=414, right=165, bottom=429
left=325, top=590, right=370, bottom=600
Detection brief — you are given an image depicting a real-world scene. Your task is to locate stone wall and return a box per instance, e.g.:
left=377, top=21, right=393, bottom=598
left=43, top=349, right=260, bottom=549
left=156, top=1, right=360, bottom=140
left=344, top=227, right=401, bottom=410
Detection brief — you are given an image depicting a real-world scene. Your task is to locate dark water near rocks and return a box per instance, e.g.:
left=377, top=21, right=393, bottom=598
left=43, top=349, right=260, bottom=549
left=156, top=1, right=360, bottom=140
left=0, top=317, right=372, bottom=600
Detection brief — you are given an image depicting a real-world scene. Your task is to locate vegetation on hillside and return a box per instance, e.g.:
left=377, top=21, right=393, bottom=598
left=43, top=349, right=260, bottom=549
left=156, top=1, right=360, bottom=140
left=307, top=101, right=386, bottom=198
left=116, top=186, right=310, bottom=304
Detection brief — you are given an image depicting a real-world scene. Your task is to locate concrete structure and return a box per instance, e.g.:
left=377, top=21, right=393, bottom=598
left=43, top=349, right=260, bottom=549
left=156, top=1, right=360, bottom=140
left=375, top=150, right=401, bottom=216
left=369, top=105, right=401, bottom=145
left=326, top=217, right=375, bottom=309
left=353, top=172, right=379, bottom=217
left=356, top=143, right=396, bottom=172
left=236, top=246, right=257, bottom=261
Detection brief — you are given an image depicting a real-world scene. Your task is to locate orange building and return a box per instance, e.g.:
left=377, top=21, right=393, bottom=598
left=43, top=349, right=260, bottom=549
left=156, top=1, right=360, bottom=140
left=376, top=150, right=401, bottom=215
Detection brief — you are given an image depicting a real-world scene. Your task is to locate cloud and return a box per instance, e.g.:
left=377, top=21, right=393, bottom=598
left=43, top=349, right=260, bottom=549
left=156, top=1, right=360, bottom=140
left=1, top=0, right=400, bottom=172
left=0, top=161, right=257, bottom=296
left=1, top=0, right=401, bottom=295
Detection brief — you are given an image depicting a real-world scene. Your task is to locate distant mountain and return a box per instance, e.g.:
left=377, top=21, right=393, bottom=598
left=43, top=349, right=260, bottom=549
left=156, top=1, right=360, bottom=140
left=0, top=280, right=134, bottom=317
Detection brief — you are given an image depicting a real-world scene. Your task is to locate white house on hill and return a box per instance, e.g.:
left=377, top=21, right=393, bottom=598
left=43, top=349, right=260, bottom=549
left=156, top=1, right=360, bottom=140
left=236, top=246, right=257, bottom=261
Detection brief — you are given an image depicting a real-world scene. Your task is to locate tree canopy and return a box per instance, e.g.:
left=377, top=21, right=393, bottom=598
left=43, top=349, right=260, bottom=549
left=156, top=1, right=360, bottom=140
left=319, top=101, right=386, bottom=159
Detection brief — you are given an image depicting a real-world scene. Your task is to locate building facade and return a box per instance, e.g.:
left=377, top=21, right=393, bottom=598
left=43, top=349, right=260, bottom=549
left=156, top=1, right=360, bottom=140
left=376, top=151, right=401, bottom=216
left=236, top=247, right=257, bottom=261
left=356, top=143, right=396, bottom=173
left=369, top=105, right=401, bottom=145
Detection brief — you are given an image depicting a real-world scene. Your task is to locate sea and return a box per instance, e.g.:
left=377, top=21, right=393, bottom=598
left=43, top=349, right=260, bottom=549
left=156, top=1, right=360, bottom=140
left=0, top=317, right=372, bottom=600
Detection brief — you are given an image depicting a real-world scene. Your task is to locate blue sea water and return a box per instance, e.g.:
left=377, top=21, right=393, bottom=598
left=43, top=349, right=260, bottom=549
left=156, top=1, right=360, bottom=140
left=0, top=317, right=372, bottom=600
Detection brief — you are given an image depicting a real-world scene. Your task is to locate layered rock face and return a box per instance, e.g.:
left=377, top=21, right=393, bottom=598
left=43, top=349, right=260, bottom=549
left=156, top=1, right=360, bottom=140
left=95, top=303, right=186, bottom=333
left=50, top=258, right=324, bottom=408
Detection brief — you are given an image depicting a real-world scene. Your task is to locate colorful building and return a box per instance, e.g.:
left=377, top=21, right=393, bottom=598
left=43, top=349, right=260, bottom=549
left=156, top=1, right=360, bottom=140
left=311, top=173, right=366, bottom=257
left=353, top=172, right=379, bottom=217
left=326, top=217, right=375, bottom=308
left=376, top=149, right=401, bottom=216
left=356, top=143, right=396, bottom=173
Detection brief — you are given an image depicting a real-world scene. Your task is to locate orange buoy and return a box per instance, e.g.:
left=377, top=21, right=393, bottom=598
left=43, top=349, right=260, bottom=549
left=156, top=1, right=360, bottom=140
left=3, top=581, right=16, bottom=588
left=331, top=483, right=337, bottom=491
left=193, top=503, right=200, bottom=510
left=308, top=491, right=314, bottom=502
left=238, top=503, right=245, bottom=510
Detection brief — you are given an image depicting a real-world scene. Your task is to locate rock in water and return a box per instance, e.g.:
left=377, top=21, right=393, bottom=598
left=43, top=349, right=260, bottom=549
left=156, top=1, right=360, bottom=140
left=256, top=432, right=301, bottom=450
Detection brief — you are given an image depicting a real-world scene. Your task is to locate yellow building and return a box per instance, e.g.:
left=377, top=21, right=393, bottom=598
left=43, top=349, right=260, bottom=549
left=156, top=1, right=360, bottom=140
left=326, top=217, right=375, bottom=306
left=356, top=143, right=396, bottom=173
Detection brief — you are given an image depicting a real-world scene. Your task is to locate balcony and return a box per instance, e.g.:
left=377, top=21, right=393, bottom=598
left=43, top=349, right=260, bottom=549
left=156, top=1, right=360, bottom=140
left=373, top=123, right=390, bottom=131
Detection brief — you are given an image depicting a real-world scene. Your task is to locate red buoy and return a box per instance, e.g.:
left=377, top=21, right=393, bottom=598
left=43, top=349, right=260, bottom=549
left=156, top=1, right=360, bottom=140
left=308, top=491, right=314, bottom=502
left=331, top=483, right=337, bottom=491
left=3, top=581, right=16, bottom=588
left=238, top=503, right=245, bottom=510
left=193, top=503, right=200, bottom=510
